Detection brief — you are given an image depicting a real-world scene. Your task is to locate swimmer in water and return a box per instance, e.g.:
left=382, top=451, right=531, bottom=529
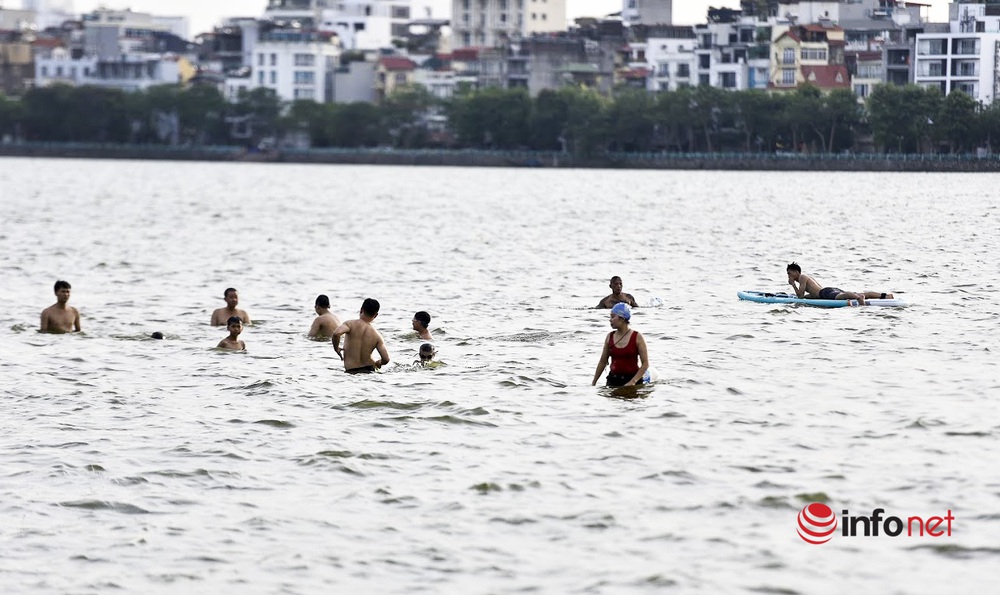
left=331, top=298, right=390, bottom=374
left=592, top=302, right=649, bottom=387
left=596, top=276, right=638, bottom=309
left=417, top=342, right=444, bottom=368
left=412, top=310, right=433, bottom=341
left=40, top=280, right=81, bottom=333
left=308, top=294, right=342, bottom=339
left=211, top=287, right=251, bottom=326
left=217, top=316, right=246, bottom=351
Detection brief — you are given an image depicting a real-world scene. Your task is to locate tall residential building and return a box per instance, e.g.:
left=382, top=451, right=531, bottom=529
left=912, top=1, right=1000, bottom=103
left=452, top=0, right=567, bottom=48
left=623, top=0, right=672, bottom=26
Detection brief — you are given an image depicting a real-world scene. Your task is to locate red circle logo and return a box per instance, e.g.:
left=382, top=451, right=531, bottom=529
left=797, top=502, right=838, bottom=544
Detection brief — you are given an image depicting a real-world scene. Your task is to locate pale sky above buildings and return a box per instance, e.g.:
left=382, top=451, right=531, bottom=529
left=15, top=0, right=952, bottom=38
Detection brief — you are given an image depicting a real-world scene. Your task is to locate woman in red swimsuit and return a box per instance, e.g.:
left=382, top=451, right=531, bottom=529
left=592, top=302, right=649, bottom=387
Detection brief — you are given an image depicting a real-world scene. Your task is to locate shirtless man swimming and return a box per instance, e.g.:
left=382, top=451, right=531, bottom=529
left=211, top=287, right=251, bottom=326
left=40, top=280, right=81, bottom=333
left=786, top=262, right=894, bottom=306
left=331, top=298, right=390, bottom=374
left=308, top=294, right=342, bottom=338
left=412, top=311, right=433, bottom=341
left=597, top=276, right=638, bottom=309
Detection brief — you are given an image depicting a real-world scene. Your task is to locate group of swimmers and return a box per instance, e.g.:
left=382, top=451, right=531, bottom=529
left=39, top=282, right=440, bottom=373
left=39, top=265, right=894, bottom=385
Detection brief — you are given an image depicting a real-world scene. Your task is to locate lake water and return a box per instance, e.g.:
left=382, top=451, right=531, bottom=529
left=1, top=158, right=997, bottom=594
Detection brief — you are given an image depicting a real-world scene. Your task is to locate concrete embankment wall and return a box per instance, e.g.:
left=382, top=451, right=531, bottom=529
left=3, top=143, right=1000, bottom=172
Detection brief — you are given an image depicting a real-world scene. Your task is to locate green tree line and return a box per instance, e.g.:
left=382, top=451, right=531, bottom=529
left=1, top=82, right=997, bottom=155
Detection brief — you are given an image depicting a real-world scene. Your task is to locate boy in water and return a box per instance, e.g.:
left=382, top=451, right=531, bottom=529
left=41, top=280, right=81, bottom=333
left=417, top=342, right=444, bottom=368
left=217, top=316, right=246, bottom=351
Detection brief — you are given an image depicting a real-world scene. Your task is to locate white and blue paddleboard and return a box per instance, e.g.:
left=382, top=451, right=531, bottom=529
left=737, top=290, right=908, bottom=308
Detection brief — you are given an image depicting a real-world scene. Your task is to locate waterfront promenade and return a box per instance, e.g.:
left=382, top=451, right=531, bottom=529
left=3, top=142, right=1000, bottom=172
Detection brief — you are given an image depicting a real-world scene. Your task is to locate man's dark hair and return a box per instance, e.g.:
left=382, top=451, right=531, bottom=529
left=610, top=276, right=622, bottom=284
left=151, top=332, right=164, bottom=340
left=224, top=287, right=237, bottom=298
left=414, top=311, right=431, bottom=329
left=786, top=262, right=801, bottom=274
left=54, top=280, right=71, bottom=292
left=227, top=316, right=242, bottom=326
left=361, top=298, right=380, bottom=317
left=316, top=294, right=330, bottom=309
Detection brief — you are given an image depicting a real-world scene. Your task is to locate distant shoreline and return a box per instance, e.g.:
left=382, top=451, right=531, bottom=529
left=3, top=142, right=1000, bottom=172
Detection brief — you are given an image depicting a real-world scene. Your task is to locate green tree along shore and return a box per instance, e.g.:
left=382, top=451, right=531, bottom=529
left=2, top=83, right=999, bottom=155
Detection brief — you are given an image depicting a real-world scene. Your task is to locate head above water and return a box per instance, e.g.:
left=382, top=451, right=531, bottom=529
left=227, top=316, right=243, bottom=329
left=609, top=276, right=623, bottom=292
left=315, top=294, right=330, bottom=309
left=413, top=311, right=431, bottom=330
left=151, top=331, right=164, bottom=340
left=610, top=302, right=631, bottom=322
left=786, top=262, right=802, bottom=274
left=54, top=280, right=71, bottom=293
left=361, top=298, right=380, bottom=318
left=419, top=342, right=436, bottom=359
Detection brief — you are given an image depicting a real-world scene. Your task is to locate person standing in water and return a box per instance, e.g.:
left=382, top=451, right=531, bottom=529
left=308, top=294, right=342, bottom=338
left=211, top=287, right=251, bottom=326
left=331, top=298, right=390, bottom=374
left=217, top=316, right=246, bottom=351
left=596, top=276, right=638, bottom=309
left=40, top=280, right=81, bottom=333
left=592, top=303, right=649, bottom=387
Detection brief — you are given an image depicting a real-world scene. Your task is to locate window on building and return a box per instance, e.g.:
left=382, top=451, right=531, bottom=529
left=698, top=54, right=710, bottom=69
left=541, top=13, right=546, bottom=19
left=270, top=71, right=277, bottom=85
left=500, top=0, right=507, bottom=8
left=677, top=63, right=690, bottom=77
left=801, top=48, right=828, bottom=61
left=462, top=0, right=469, bottom=8
left=854, top=84, right=869, bottom=98
left=391, top=6, right=410, bottom=18
left=270, top=53, right=277, bottom=66
left=782, top=48, right=795, bottom=64
left=699, top=74, right=709, bottom=85
left=259, top=53, right=265, bottom=66
left=294, top=88, right=315, bottom=99
left=56, top=66, right=63, bottom=77
left=781, top=68, right=795, bottom=85
left=294, top=53, right=315, bottom=67
left=501, top=13, right=507, bottom=22
left=463, top=13, right=470, bottom=23
left=531, top=12, right=536, bottom=19
left=294, top=71, right=315, bottom=84
left=720, top=72, right=736, bottom=88
left=258, top=70, right=265, bottom=85
left=395, top=72, right=407, bottom=84
left=41, top=65, right=48, bottom=77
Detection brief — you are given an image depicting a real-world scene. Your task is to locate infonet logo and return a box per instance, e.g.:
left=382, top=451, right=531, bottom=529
left=797, top=503, right=955, bottom=545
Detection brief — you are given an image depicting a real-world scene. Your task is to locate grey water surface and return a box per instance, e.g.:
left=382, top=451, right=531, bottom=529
left=1, top=158, right=997, bottom=594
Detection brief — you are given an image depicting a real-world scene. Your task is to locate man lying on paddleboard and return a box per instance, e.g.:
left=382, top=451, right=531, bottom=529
left=786, top=262, right=894, bottom=306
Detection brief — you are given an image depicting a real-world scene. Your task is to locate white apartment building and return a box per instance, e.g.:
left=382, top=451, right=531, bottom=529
left=81, top=7, right=190, bottom=41
left=247, top=30, right=341, bottom=102
left=264, top=0, right=431, bottom=50
left=622, top=0, right=671, bottom=26
left=35, top=47, right=182, bottom=91
left=451, top=0, right=566, bottom=48
left=913, top=2, right=1000, bottom=103
left=644, top=36, right=696, bottom=92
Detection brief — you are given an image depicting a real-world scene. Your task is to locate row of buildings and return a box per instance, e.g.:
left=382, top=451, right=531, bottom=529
left=4, top=1, right=1000, bottom=107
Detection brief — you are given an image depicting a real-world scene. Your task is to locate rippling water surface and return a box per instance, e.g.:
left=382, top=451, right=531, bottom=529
left=1, top=158, right=998, bottom=593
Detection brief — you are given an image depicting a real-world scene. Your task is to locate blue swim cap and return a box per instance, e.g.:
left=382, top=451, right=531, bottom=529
left=611, top=302, right=631, bottom=321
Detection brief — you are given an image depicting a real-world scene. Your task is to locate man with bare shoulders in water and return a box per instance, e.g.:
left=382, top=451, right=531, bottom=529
left=308, top=294, right=342, bottom=339
left=211, top=287, right=251, bottom=326
left=40, top=280, right=81, bottom=333
left=331, top=298, right=390, bottom=374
